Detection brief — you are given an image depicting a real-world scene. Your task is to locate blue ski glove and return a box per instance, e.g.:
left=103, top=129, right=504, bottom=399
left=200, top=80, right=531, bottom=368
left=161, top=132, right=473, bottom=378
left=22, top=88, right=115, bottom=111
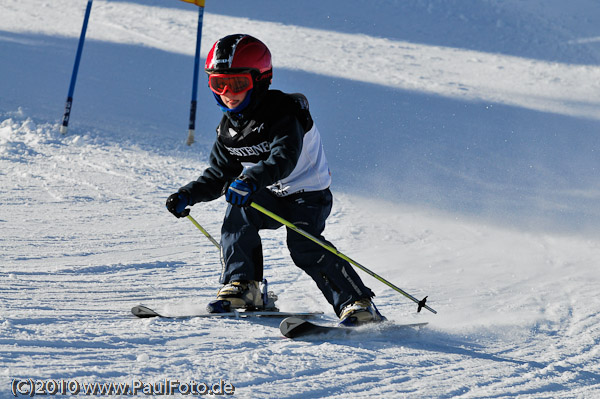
left=166, top=191, right=190, bottom=218
left=225, top=176, right=257, bottom=207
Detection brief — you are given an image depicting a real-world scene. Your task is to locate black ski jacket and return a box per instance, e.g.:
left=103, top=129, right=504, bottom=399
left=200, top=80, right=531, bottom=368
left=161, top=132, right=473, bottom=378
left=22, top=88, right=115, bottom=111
left=180, top=90, right=325, bottom=204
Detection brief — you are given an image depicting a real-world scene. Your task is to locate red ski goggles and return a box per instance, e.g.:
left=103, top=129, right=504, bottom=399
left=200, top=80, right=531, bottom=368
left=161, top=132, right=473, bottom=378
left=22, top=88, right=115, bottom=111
left=208, top=73, right=254, bottom=95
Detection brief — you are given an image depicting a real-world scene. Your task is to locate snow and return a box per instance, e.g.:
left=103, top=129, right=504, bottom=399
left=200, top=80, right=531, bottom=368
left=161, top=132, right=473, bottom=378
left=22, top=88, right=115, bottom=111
left=1, top=0, right=599, bottom=397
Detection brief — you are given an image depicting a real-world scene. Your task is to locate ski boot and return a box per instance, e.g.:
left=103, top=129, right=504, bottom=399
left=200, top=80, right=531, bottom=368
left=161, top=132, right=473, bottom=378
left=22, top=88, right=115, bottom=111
left=207, top=279, right=278, bottom=313
left=338, top=298, right=386, bottom=327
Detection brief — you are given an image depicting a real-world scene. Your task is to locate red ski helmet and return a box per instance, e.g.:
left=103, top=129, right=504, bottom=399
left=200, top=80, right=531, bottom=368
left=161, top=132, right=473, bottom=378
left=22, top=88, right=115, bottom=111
left=205, top=34, right=272, bottom=85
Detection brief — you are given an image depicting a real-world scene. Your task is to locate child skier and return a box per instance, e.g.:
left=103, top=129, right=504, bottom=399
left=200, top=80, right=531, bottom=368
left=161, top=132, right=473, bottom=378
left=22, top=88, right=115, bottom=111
left=166, top=34, right=384, bottom=326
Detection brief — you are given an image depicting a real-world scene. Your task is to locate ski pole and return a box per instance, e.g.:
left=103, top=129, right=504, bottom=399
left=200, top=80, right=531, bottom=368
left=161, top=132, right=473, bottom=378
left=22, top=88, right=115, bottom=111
left=250, top=202, right=437, bottom=314
left=186, top=213, right=220, bottom=249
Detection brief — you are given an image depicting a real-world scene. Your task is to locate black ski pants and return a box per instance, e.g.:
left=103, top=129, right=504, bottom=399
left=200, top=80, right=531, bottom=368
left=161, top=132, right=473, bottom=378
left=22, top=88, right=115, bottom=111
left=219, top=188, right=374, bottom=316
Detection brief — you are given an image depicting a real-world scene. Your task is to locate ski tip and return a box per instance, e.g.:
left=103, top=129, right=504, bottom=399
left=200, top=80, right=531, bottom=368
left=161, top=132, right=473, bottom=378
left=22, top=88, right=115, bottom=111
left=279, top=317, right=309, bottom=338
left=131, top=305, right=162, bottom=318
left=279, top=317, right=430, bottom=339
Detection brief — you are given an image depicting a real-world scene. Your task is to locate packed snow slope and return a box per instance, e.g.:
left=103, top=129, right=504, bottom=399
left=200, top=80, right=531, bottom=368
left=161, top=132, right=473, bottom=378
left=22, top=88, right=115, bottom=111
left=1, top=0, right=600, bottom=398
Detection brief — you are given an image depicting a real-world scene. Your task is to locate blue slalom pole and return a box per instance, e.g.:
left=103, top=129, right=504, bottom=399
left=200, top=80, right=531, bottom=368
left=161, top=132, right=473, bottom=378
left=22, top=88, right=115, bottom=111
left=186, top=3, right=205, bottom=146
left=60, top=0, right=93, bottom=135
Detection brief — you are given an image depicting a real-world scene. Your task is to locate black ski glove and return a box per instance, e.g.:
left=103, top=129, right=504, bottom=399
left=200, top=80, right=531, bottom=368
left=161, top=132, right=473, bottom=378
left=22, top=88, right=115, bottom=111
left=166, top=191, right=190, bottom=218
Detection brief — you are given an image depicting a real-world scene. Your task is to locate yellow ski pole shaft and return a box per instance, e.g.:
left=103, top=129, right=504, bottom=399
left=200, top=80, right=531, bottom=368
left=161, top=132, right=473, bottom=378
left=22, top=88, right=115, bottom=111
left=186, top=213, right=220, bottom=250
left=250, top=202, right=437, bottom=314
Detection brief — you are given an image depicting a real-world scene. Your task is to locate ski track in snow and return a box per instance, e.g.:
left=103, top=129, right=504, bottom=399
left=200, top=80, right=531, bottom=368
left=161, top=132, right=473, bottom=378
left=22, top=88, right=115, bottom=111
left=2, top=116, right=599, bottom=397
left=2, top=1, right=600, bottom=398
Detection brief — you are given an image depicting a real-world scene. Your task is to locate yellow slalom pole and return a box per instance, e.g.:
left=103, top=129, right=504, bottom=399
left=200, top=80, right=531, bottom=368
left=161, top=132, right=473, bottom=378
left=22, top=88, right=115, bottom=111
left=250, top=202, right=437, bottom=314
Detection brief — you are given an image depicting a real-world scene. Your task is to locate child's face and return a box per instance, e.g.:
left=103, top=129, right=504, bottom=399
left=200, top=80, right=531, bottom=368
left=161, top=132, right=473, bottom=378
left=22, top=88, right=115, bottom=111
left=220, top=90, right=248, bottom=109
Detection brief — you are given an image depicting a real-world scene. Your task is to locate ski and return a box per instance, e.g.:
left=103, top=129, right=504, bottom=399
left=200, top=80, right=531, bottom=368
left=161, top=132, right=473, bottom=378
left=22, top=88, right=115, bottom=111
left=131, top=305, right=323, bottom=320
left=279, top=316, right=428, bottom=339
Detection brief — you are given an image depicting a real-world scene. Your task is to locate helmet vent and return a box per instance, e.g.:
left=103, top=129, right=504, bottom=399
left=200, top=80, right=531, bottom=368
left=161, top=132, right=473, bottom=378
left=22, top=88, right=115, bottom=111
left=213, top=34, right=245, bottom=69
